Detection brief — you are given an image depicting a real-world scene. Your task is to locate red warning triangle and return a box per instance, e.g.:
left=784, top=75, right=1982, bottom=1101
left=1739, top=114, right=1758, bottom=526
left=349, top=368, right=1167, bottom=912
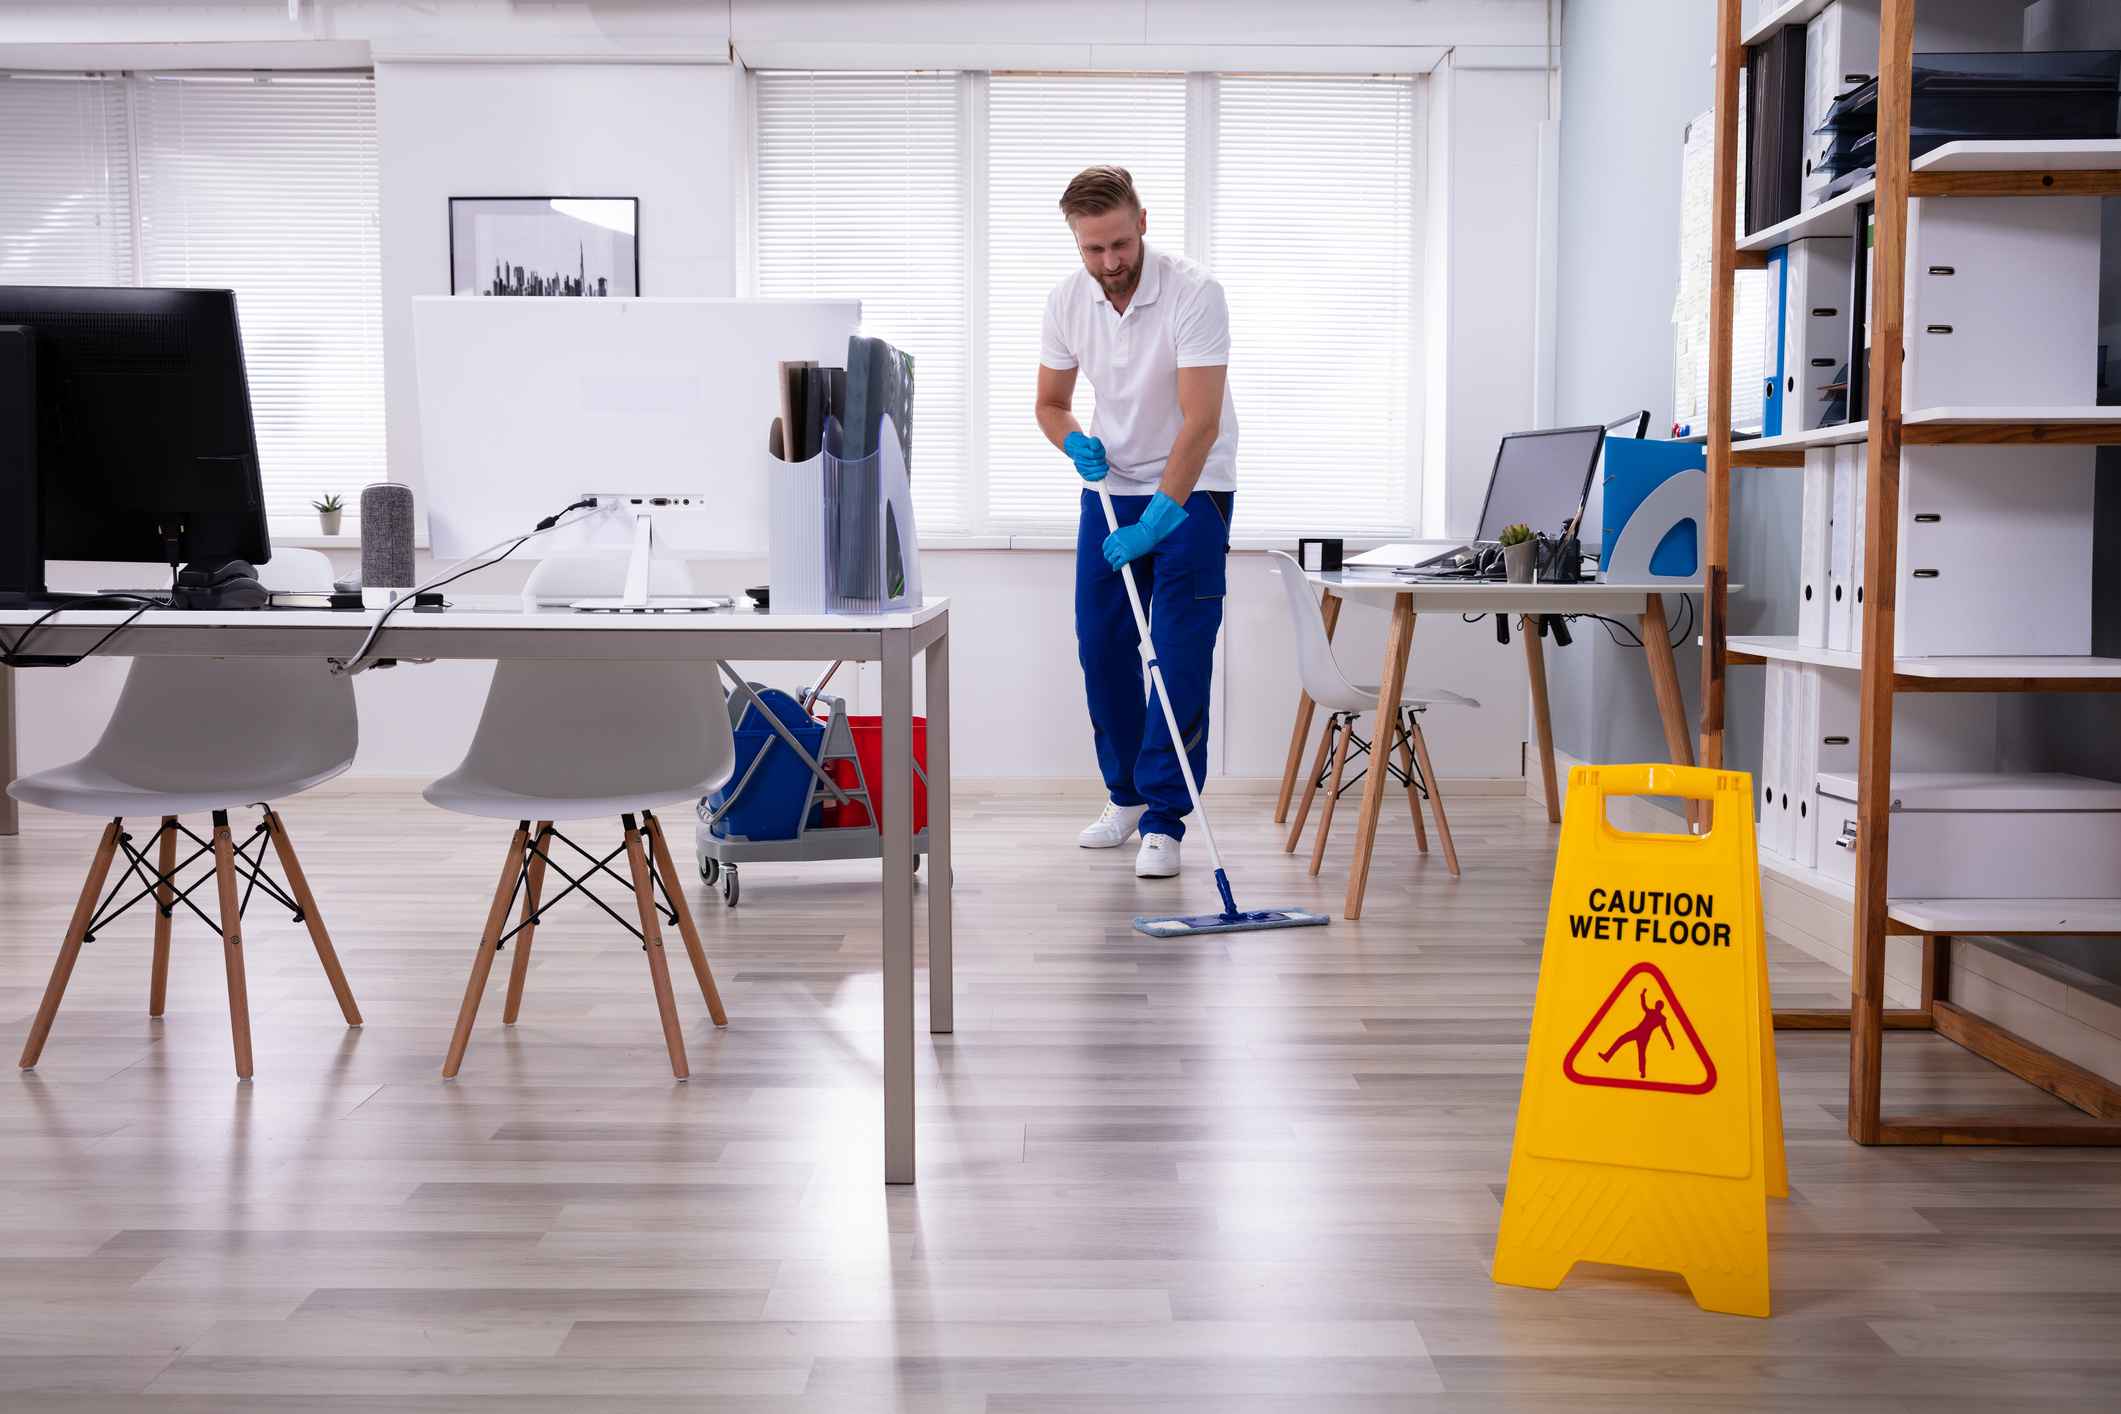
left=1560, top=961, right=1717, bottom=1095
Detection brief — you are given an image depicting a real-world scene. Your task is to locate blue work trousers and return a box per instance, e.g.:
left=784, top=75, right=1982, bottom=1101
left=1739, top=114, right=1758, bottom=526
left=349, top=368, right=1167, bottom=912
left=1074, top=488, right=1230, bottom=841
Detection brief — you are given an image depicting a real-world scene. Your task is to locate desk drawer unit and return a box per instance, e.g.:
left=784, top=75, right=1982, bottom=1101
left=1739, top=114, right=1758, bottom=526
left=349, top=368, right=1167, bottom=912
left=1815, top=771, right=2121, bottom=898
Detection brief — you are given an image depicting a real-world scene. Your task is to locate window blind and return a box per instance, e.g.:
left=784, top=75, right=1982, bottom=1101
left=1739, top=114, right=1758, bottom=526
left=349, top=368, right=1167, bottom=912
left=985, top=73, right=1189, bottom=532
left=0, top=73, right=132, bottom=287
left=1213, top=75, right=1420, bottom=537
left=132, top=74, right=383, bottom=519
left=754, top=71, right=970, bottom=533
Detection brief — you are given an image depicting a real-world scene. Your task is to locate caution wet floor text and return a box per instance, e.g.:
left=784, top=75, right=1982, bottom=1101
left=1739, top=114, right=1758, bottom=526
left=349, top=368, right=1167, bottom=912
left=1492, top=763, right=1787, bottom=1317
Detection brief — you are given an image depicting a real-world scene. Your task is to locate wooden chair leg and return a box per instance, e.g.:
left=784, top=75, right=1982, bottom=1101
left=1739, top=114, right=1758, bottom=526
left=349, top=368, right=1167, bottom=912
left=1409, top=721, right=1460, bottom=877
left=149, top=817, right=177, bottom=1018
left=262, top=808, right=361, bottom=1027
left=1285, top=715, right=1337, bottom=854
left=503, top=821, right=553, bottom=1025
left=443, top=823, right=531, bottom=1079
left=1310, top=716, right=1356, bottom=877
left=210, top=810, right=254, bottom=1079
left=1394, top=711, right=1429, bottom=854
left=622, top=815, right=690, bottom=1079
left=19, top=818, right=123, bottom=1069
left=645, top=811, right=727, bottom=1027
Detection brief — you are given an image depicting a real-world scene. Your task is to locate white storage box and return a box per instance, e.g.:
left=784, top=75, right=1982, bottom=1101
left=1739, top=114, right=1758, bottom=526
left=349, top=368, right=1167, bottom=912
left=1814, top=772, right=2121, bottom=898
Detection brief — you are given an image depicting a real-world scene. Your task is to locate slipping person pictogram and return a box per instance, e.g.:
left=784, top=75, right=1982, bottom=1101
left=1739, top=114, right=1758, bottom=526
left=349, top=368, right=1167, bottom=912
left=1599, top=989, right=1676, bottom=1078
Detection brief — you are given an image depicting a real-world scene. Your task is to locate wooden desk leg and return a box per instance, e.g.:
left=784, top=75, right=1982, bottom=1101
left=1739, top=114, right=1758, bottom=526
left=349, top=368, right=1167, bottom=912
left=1276, top=590, right=1341, bottom=824
left=1638, top=593, right=1702, bottom=830
left=1344, top=594, right=1415, bottom=920
left=881, top=626, right=916, bottom=1184
left=0, top=663, right=17, bottom=836
left=1520, top=616, right=1561, bottom=824
left=924, top=624, right=953, bottom=1036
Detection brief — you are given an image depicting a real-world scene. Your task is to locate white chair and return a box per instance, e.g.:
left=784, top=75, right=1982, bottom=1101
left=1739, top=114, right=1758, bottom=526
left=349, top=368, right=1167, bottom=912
left=521, top=555, right=699, bottom=611
left=424, top=658, right=736, bottom=1079
left=9, top=657, right=364, bottom=1078
left=1269, top=551, right=1479, bottom=878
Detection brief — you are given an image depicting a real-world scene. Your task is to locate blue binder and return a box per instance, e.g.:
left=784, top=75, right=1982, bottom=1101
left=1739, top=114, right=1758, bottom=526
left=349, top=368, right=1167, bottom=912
left=1761, top=244, right=1789, bottom=438
left=1600, top=438, right=1708, bottom=575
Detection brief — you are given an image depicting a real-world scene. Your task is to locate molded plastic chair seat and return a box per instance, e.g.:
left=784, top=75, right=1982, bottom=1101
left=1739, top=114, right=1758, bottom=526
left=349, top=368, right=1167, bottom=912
left=8, top=656, right=358, bottom=817
left=1268, top=550, right=1473, bottom=881
left=422, top=656, right=738, bottom=1080
left=8, top=654, right=364, bottom=1079
left=422, top=659, right=736, bottom=820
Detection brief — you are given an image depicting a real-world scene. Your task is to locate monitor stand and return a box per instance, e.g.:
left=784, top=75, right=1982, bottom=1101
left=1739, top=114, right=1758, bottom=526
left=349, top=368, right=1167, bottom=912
left=570, top=511, right=726, bottom=613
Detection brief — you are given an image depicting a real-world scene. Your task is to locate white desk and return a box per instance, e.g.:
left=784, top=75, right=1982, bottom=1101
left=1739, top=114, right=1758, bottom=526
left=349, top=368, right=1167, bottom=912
left=1281, top=572, right=1707, bottom=917
left=0, top=597, right=950, bottom=1186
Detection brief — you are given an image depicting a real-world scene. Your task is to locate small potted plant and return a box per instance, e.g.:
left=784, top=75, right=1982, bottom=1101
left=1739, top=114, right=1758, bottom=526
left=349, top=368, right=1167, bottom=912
left=1499, top=523, right=1536, bottom=583
left=313, top=494, right=344, bottom=536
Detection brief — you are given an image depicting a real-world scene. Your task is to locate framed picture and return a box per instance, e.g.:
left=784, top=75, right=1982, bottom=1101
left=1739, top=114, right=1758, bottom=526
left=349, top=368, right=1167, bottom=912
left=449, top=197, right=639, bottom=297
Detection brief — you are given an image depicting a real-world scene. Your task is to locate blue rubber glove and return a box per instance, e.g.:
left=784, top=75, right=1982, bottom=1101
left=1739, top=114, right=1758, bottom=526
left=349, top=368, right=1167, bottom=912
left=1102, top=491, right=1190, bottom=571
left=1063, top=430, right=1108, bottom=482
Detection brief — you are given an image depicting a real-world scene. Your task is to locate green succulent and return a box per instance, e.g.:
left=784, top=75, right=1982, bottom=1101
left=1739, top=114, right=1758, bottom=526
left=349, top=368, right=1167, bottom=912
left=1498, top=523, right=1533, bottom=547
left=313, top=494, right=344, bottom=513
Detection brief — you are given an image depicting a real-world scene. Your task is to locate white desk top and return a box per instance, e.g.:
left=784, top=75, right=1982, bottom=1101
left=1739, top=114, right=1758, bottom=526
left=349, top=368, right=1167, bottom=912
left=0, top=595, right=948, bottom=634
left=1308, top=570, right=1706, bottom=614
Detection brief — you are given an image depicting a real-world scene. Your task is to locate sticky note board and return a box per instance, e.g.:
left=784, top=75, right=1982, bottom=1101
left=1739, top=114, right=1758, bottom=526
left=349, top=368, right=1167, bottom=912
left=1493, top=763, right=1786, bottom=1318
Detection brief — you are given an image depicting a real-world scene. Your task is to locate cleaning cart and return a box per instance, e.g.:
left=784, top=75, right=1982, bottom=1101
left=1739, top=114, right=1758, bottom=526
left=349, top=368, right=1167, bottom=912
left=694, top=666, right=928, bottom=907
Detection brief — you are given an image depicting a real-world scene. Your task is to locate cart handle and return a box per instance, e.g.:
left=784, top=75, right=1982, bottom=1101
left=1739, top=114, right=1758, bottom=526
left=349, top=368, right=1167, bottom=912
left=717, top=662, right=851, bottom=805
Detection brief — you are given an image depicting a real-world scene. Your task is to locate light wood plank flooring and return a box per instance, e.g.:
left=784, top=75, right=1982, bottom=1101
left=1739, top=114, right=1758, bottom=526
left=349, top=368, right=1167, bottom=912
left=2, top=785, right=2117, bottom=1411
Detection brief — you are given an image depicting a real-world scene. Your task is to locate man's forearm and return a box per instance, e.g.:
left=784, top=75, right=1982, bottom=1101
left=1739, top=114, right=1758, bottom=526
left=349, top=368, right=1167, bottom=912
left=1037, top=404, right=1084, bottom=452
left=1156, top=416, right=1217, bottom=503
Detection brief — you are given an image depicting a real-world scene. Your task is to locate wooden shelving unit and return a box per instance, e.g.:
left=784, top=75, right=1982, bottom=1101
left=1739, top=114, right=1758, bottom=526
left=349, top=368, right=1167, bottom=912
left=1706, top=0, right=2121, bottom=1144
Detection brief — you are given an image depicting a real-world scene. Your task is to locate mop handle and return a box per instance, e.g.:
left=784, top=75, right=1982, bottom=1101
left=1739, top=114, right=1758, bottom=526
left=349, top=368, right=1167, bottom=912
left=1095, top=482, right=1225, bottom=874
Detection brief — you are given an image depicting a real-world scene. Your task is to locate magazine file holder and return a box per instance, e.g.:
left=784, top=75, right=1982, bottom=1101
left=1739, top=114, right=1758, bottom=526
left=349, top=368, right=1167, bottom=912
left=822, top=413, right=921, bottom=614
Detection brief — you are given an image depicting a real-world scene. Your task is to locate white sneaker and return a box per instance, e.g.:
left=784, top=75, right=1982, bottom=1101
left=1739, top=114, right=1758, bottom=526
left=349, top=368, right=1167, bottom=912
left=1135, top=833, right=1180, bottom=877
left=1079, top=801, right=1147, bottom=848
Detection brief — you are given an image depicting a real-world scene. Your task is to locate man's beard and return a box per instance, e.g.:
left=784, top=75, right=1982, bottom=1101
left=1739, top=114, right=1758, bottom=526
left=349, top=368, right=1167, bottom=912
left=1095, top=246, right=1144, bottom=300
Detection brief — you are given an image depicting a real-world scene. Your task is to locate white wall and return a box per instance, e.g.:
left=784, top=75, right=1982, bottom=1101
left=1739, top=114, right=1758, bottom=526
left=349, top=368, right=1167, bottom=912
left=4, top=0, right=1552, bottom=787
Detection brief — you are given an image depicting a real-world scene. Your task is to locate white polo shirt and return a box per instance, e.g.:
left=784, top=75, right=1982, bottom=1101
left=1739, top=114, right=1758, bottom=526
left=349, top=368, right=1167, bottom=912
left=1039, top=244, right=1239, bottom=495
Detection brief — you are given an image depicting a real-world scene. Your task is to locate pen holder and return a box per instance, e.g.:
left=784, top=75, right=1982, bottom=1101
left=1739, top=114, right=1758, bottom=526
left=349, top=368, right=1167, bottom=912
left=821, top=413, right=920, bottom=615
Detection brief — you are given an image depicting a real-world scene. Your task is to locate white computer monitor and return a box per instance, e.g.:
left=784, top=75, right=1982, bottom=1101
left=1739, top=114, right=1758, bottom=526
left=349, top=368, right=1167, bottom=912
left=413, top=295, right=861, bottom=606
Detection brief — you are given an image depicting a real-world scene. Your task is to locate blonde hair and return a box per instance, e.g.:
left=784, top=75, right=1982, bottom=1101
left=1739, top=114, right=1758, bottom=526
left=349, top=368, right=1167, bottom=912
left=1058, top=165, right=1140, bottom=220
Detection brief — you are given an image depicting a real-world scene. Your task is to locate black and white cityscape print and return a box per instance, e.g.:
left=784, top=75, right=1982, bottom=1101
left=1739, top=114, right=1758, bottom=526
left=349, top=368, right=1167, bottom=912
left=450, top=198, right=639, bottom=298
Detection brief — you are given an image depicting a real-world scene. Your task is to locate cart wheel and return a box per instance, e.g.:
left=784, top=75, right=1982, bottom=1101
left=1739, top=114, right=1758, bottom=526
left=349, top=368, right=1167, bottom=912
left=700, top=857, right=720, bottom=885
left=913, top=855, right=922, bottom=874
left=720, top=865, right=740, bottom=908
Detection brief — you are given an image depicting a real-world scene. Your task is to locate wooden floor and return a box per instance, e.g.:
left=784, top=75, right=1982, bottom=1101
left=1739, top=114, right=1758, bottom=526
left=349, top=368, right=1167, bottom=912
left=2, top=784, right=2118, bottom=1411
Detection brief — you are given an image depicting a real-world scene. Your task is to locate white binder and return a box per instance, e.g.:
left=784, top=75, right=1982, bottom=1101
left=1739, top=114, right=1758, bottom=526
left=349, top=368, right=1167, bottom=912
left=1781, top=239, right=1853, bottom=433
left=1788, top=665, right=1822, bottom=868
left=1798, top=447, right=1833, bottom=648
left=1802, top=666, right=1863, bottom=871
left=1803, top=1, right=1879, bottom=212
left=1760, top=659, right=1789, bottom=858
left=1826, top=444, right=1858, bottom=652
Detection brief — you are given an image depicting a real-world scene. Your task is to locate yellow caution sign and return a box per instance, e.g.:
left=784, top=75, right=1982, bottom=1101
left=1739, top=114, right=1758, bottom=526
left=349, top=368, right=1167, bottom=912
left=1493, top=763, right=1786, bottom=1318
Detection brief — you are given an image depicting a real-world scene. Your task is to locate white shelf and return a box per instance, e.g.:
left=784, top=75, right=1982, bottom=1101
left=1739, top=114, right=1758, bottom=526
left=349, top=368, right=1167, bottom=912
left=1759, top=849, right=2121, bottom=935
left=1914, top=138, right=2121, bottom=173
left=1730, top=635, right=2121, bottom=680
left=1738, top=177, right=1874, bottom=253
left=1733, top=407, right=2121, bottom=459
left=1741, top=0, right=1834, bottom=48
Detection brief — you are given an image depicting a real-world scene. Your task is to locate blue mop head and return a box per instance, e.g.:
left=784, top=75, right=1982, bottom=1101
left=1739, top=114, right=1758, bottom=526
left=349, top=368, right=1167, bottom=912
left=1131, top=867, right=1331, bottom=937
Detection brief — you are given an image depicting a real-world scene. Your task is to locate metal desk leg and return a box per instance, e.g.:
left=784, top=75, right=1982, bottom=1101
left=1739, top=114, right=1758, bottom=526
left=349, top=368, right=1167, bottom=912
left=1276, top=589, right=1341, bottom=824
left=882, top=626, right=916, bottom=1184
left=1519, top=615, right=1561, bottom=824
left=1638, top=592, right=1702, bottom=829
left=1344, top=593, right=1416, bottom=920
left=1, top=663, right=17, bottom=836
left=925, top=621, right=953, bottom=1036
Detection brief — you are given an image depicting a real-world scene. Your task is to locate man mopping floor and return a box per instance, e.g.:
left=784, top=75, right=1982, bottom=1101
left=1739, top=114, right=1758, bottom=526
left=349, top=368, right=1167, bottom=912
left=1034, top=164, right=1237, bottom=880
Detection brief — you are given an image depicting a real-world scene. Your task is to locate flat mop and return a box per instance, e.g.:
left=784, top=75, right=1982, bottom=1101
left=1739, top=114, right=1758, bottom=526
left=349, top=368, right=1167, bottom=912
left=1096, top=482, right=1330, bottom=938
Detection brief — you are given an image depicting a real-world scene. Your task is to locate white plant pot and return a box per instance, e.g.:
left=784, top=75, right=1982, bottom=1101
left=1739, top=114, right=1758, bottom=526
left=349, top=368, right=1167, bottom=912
left=1503, top=540, right=1536, bottom=584
left=318, top=510, right=343, bottom=536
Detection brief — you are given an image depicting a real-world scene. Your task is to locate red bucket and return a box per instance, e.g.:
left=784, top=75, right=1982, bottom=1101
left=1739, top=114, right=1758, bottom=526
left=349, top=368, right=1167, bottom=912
left=820, top=716, right=927, bottom=832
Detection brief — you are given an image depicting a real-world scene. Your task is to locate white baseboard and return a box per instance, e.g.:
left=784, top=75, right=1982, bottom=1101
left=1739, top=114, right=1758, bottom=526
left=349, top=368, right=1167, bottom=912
left=323, top=773, right=1530, bottom=798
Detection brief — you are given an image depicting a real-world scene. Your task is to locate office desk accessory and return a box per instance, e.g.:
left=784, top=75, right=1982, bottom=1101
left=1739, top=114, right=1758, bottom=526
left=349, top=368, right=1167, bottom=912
left=1275, top=574, right=1710, bottom=918
left=9, top=655, right=364, bottom=1079
left=1712, top=0, right=2121, bottom=1146
left=1297, top=538, right=1343, bottom=572
left=0, top=596, right=952, bottom=1183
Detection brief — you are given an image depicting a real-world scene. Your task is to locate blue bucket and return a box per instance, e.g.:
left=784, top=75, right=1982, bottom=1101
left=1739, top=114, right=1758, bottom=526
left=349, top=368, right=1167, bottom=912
left=706, top=689, right=825, bottom=841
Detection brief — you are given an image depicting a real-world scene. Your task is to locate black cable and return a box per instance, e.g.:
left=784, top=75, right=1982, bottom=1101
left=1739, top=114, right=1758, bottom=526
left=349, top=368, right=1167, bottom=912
left=330, top=497, right=600, bottom=676
left=0, top=593, right=165, bottom=669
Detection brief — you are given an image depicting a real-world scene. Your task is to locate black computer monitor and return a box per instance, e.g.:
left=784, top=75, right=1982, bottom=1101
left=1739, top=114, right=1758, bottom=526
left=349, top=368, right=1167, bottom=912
left=1474, top=424, right=1606, bottom=545
left=0, top=286, right=270, bottom=599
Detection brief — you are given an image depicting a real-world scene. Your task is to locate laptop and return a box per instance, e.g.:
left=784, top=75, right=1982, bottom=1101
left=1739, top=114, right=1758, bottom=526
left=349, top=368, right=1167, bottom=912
left=1411, top=424, right=1608, bottom=571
